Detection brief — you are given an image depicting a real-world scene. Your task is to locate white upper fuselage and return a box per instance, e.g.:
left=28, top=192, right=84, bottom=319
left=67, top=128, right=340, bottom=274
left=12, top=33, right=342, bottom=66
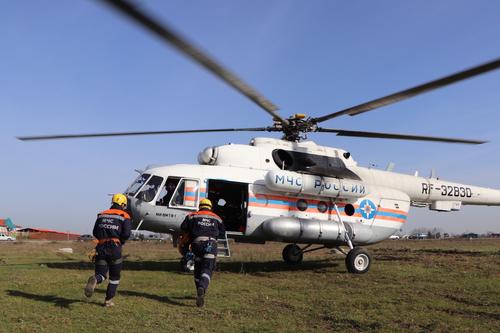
left=200, top=137, right=500, bottom=207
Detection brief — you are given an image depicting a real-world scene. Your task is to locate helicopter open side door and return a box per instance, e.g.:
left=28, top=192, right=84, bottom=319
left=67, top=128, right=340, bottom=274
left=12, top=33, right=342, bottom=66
left=206, top=179, right=248, bottom=233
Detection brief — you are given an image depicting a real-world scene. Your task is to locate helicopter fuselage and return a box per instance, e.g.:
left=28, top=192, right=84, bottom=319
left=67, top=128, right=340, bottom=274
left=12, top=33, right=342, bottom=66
left=126, top=137, right=500, bottom=247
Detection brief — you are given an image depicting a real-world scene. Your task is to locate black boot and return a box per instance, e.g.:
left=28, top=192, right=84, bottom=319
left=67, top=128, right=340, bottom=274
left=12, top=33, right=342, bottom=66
left=196, top=287, right=205, bottom=307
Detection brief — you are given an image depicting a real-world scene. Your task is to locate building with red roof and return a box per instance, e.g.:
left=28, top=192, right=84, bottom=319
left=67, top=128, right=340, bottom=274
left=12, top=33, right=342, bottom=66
left=17, top=227, right=80, bottom=241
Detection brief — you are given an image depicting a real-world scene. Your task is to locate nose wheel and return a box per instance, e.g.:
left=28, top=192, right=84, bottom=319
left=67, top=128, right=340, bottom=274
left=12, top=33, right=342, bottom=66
left=345, top=247, right=372, bottom=274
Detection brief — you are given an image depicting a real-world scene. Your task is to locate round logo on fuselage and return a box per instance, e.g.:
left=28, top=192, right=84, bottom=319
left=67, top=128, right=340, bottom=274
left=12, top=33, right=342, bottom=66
left=359, top=199, right=377, bottom=219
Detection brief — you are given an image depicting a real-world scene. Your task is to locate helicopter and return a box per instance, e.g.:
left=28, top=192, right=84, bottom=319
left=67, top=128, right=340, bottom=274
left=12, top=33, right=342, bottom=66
left=18, top=0, right=500, bottom=274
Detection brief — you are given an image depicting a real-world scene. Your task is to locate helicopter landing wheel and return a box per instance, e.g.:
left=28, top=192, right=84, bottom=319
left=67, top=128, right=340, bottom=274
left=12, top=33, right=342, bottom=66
left=345, top=247, right=372, bottom=274
left=282, top=244, right=303, bottom=265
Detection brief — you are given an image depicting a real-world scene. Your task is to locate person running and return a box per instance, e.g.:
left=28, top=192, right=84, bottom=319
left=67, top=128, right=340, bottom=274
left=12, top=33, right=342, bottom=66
left=84, top=193, right=131, bottom=307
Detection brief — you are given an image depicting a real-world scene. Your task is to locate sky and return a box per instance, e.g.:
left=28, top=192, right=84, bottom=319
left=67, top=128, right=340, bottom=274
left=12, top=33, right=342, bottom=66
left=1, top=0, right=500, bottom=234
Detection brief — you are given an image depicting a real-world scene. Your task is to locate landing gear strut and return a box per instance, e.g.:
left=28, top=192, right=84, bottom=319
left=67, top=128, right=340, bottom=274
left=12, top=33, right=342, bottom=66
left=281, top=243, right=373, bottom=274
left=282, top=244, right=327, bottom=265
left=333, top=202, right=372, bottom=274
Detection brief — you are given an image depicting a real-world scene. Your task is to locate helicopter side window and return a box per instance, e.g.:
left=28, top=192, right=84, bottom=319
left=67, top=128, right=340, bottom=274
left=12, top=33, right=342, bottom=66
left=156, top=177, right=181, bottom=206
left=170, top=179, right=199, bottom=208
left=137, top=175, right=163, bottom=202
left=125, top=173, right=151, bottom=196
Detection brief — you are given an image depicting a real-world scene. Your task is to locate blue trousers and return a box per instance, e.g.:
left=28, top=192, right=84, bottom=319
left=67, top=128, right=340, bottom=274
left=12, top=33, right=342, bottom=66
left=94, top=243, right=123, bottom=300
left=191, top=240, right=217, bottom=291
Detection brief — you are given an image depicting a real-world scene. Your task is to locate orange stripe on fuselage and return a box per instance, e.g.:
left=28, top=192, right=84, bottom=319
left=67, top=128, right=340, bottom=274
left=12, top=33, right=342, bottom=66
left=375, top=215, right=407, bottom=223
left=252, top=194, right=408, bottom=213
left=379, top=207, right=407, bottom=215
left=249, top=193, right=408, bottom=223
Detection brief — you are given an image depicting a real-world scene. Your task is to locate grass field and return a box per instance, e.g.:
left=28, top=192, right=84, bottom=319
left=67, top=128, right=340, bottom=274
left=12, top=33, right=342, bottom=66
left=0, top=239, right=499, bottom=332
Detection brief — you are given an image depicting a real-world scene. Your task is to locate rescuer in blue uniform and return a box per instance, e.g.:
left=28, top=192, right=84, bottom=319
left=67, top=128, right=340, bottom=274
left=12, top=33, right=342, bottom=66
left=84, top=193, right=131, bottom=307
left=181, top=198, right=225, bottom=307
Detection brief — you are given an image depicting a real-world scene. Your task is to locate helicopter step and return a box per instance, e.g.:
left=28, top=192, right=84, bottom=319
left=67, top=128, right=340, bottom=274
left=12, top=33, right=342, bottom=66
left=217, top=232, right=231, bottom=258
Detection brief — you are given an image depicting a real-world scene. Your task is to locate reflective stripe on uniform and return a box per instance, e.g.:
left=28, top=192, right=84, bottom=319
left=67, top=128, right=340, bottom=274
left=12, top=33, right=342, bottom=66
left=99, top=214, right=126, bottom=221
left=201, top=273, right=211, bottom=281
left=96, top=259, right=107, bottom=266
left=194, top=236, right=217, bottom=242
left=109, top=280, right=120, bottom=285
left=203, top=254, right=216, bottom=259
left=100, top=209, right=131, bottom=220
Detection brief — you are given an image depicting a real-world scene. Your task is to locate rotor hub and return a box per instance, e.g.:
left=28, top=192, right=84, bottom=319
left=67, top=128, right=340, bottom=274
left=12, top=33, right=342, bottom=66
left=269, top=114, right=318, bottom=142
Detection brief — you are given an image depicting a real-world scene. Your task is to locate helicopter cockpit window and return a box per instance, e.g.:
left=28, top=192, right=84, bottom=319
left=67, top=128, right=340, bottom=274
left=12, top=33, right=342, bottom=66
left=137, top=175, right=163, bottom=202
left=170, top=179, right=199, bottom=208
left=125, top=173, right=151, bottom=197
left=156, top=177, right=181, bottom=206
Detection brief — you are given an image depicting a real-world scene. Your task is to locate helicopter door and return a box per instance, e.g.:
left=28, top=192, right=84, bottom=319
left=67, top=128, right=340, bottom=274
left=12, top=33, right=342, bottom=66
left=206, top=180, right=248, bottom=233
left=169, top=178, right=200, bottom=209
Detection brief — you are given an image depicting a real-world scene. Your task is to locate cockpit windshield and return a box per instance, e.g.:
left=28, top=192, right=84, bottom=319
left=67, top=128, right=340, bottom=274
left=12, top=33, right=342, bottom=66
left=125, top=173, right=151, bottom=196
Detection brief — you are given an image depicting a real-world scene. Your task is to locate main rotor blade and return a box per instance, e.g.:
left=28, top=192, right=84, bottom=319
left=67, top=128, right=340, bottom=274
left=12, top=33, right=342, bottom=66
left=314, top=58, right=500, bottom=123
left=316, top=128, right=487, bottom=144
left=98, top=0, right=287, bottom=124
left=17, top=127, right=270, bottom=141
